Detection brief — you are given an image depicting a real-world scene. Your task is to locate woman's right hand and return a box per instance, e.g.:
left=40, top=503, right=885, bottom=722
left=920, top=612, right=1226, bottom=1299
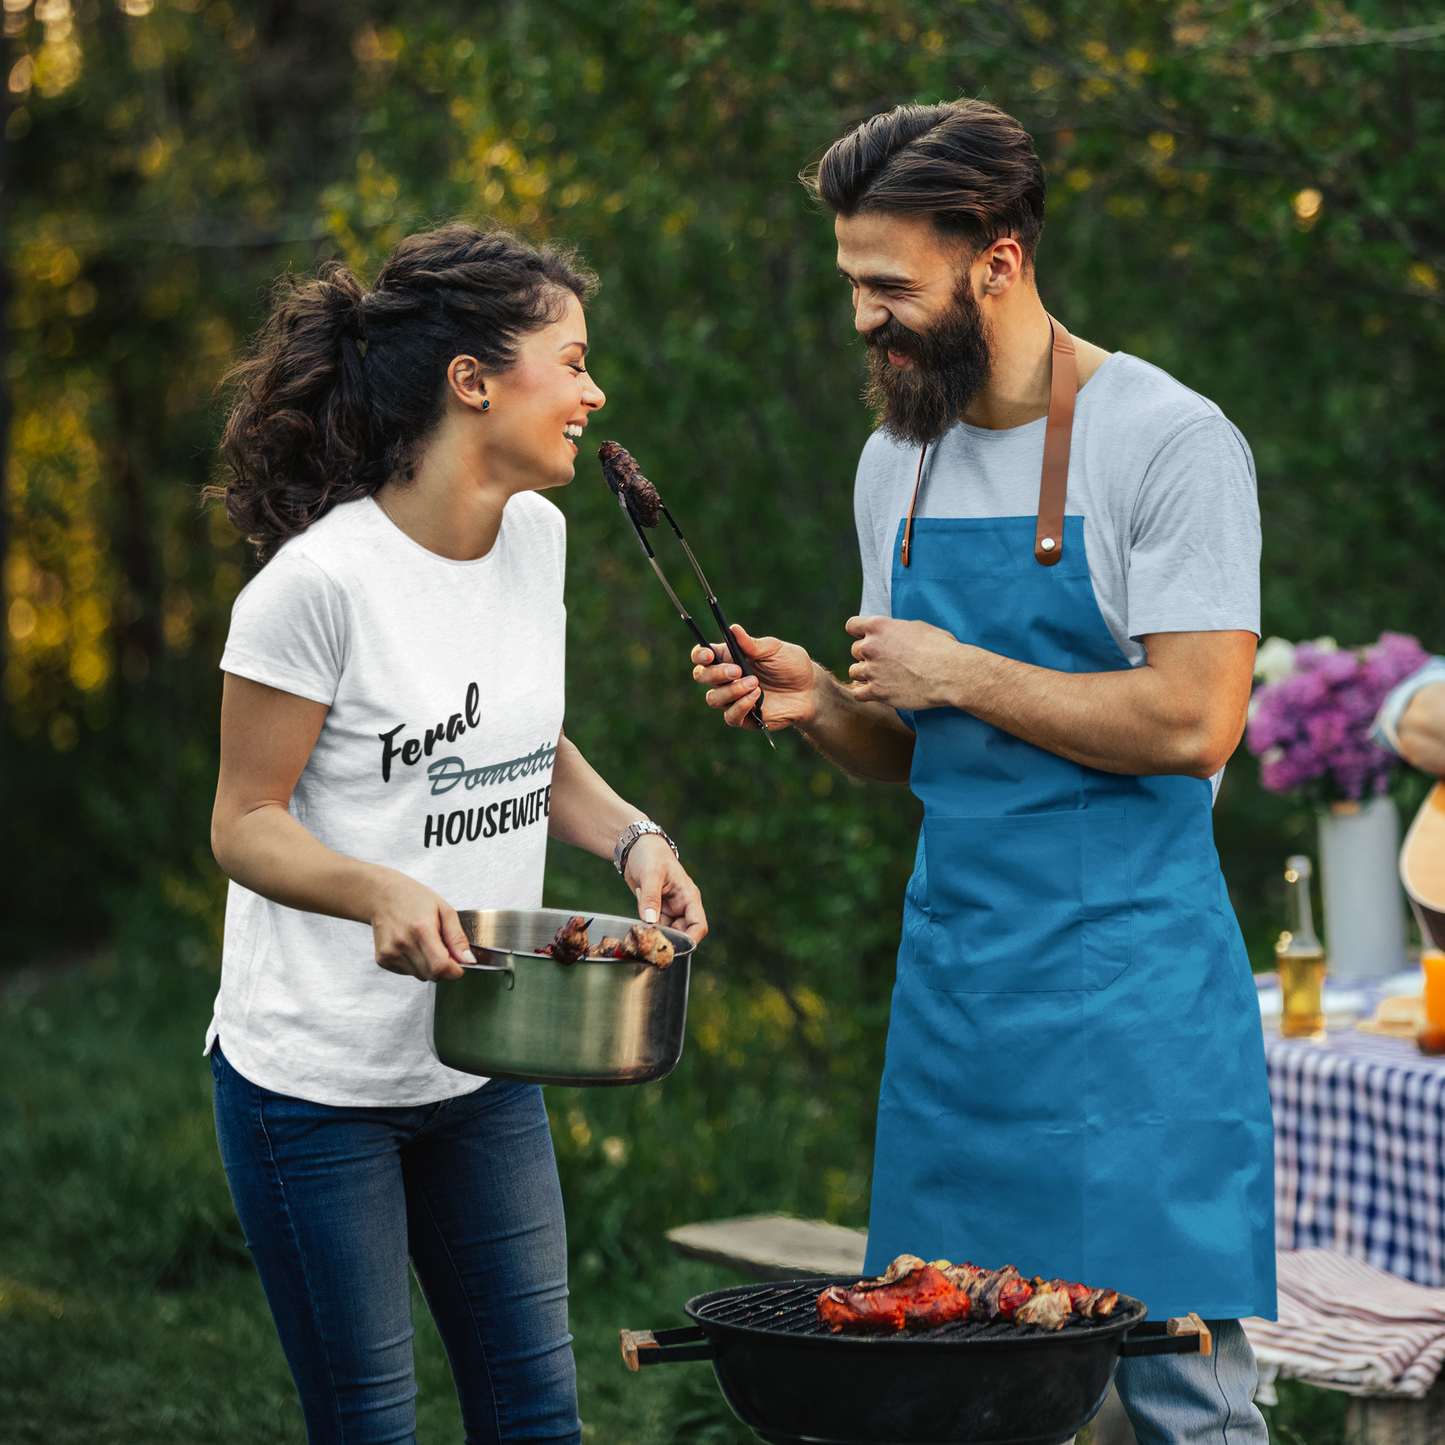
left=691, top=623, right=820, bottom=733
left=371, top=871, right=475, bottom=981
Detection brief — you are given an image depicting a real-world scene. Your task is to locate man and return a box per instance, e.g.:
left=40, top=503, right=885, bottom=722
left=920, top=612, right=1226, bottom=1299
left=692, top=101, right=1275, bottom=1442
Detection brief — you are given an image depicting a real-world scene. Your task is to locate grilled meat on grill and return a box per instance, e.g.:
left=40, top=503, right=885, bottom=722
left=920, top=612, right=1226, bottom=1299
left=597, top=442, right=663, bottom=528
left=546, top=915, right=592, bottom=964
left=816, top=1254, right=1119, bottom=1335
left=1014, top=1286, right=1073, bottom=1331
left=817, top=1259, right=971, bottom=1334
left=1040, top=1279, right=1120, bottom=1320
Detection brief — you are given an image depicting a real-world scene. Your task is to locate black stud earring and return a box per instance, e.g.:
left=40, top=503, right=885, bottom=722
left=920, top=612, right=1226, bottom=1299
left=481, top=399, right=490, bottom=410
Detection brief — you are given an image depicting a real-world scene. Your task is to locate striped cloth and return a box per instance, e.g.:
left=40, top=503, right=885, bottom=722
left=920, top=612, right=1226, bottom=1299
left=1266, top=1025, right=1445, bottom=1287
left=1243, top=1249, right=1445, bottom=1398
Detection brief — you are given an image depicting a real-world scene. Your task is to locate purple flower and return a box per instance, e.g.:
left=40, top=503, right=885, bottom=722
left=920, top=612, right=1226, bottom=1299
left=1245, top=632, right=1430, bottom=802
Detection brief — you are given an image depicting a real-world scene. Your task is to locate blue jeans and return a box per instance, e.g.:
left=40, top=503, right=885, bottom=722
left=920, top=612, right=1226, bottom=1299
left=1113, top=1319, right=1268, bottom=1445
left=211, top=1043, right=581, bottom=1445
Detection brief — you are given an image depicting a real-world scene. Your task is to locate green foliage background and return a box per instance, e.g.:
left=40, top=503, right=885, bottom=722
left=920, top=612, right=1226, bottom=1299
left=3, top=2, right=1443, bottom=1440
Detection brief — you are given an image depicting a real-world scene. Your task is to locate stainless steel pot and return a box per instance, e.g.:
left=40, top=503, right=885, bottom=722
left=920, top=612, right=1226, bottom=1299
left=432, top=908, right=694, bottom=1087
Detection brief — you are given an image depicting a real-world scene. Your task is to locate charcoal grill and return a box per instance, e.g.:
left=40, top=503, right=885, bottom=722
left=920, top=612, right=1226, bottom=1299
left=621, top=1276, right=1212, bottom=1445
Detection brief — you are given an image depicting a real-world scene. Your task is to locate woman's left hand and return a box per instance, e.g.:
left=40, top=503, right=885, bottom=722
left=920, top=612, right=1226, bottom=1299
left=624, top=835, right=707, bottom=944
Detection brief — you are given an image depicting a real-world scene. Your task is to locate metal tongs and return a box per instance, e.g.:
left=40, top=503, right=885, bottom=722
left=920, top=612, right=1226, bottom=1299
left=600, top=446, right=774, bottom=749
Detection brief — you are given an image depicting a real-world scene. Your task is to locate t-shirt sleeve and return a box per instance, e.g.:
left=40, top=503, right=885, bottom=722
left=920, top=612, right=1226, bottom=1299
left=1125, top=415, right=1261, bottom=640
left=219, top=552, right=347, bottom=706
left=855, top=446, right=892, bottom=619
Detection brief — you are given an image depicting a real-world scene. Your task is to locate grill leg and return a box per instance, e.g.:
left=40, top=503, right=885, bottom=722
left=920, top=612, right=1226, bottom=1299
left=1083, top=1385, right=1138, bottom=1445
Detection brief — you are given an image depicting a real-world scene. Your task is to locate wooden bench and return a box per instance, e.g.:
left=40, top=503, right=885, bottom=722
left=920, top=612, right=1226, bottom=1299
left=666, top=1214, right=868, bottom=1281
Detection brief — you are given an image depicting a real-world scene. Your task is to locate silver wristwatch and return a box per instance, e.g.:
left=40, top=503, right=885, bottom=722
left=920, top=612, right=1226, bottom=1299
left=614, top=820, right=678, bottom=875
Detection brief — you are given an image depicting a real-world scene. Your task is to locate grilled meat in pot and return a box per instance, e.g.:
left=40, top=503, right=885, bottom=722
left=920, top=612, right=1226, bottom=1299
left=539, top=919, right=678, bottom=970
left=621, top=924, right=675, bottom=968
left=585, top=926, right=675, bottom=968
left=546, top=915, right=592, bottom=965
left=817, top=1253, right=1120, bottom=1335
left=597, top=441, right=663, bottom=528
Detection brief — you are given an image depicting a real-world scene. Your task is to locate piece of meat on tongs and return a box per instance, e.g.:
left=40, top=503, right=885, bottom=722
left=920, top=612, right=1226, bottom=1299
left=598, top=441, right=662, bottom=527
left=596, top=441, right=774, bottom=749
left=817, top=1255, right=971, bottom=1334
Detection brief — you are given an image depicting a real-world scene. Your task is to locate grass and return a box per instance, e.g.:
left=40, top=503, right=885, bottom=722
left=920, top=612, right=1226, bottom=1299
left=0, top=914, right=1345, bottom=1444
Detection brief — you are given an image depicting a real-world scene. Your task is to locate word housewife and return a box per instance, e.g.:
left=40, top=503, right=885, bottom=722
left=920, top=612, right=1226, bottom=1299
left=377, top=684, right=558, bottom=850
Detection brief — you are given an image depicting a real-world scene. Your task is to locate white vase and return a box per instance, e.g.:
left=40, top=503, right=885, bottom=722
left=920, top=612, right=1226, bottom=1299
left=1316, top=795, right=1407, bottom=979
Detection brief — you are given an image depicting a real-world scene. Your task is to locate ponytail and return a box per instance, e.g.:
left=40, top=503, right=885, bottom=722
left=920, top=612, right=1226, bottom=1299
left=216, top=224, right=595, bottom=563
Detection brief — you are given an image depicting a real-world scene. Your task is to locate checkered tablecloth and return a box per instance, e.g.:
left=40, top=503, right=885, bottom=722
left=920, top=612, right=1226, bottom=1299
left=1268, top=1026, right=1445, bottom=1287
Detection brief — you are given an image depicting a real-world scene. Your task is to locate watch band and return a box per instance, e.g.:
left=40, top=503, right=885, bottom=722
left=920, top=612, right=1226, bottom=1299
left=614, top=820, right=678, bottom=875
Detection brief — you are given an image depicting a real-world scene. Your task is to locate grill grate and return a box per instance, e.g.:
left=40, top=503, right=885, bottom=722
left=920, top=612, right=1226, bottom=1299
left=690, top=1280, right=1145, bottom=1345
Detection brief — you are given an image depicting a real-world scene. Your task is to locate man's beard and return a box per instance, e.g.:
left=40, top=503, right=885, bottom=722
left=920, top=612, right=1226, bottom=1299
left=862, top=280, right=993, bottom=448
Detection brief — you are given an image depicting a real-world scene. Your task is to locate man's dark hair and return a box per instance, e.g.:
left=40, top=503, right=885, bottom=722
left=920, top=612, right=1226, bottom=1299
left=809, top=100, right=1046, bottom=262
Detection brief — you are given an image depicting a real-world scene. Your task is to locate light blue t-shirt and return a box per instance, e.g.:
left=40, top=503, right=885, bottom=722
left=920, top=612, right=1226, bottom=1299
left=854, top=352, right=1262, bottom=670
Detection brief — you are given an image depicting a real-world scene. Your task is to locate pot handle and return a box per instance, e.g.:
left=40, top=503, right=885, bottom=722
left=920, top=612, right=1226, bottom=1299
left=620, top=1326, right=714, bottom=1370
left=1119, top=1315, right=1212, bottom=1358
left=462, top=959, right=515, bottom=991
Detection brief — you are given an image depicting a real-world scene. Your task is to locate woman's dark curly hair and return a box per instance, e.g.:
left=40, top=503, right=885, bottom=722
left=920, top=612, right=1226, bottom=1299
left=215, top=223, right=597, bottom=563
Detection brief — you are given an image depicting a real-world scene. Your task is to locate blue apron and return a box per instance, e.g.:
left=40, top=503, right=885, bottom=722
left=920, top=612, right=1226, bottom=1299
left=862, top=331, right=1276, bottom=1323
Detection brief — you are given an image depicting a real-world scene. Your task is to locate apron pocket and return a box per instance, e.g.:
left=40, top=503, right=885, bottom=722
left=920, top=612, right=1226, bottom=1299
left=919, top=810, right=1131, bottom=993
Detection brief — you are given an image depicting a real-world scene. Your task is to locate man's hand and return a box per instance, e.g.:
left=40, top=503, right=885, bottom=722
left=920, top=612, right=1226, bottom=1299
left=846, top=615, right=965, bottom=711
left=690, top=621, right=916, bottom=782
left=691, top=624, right=820, bottom=732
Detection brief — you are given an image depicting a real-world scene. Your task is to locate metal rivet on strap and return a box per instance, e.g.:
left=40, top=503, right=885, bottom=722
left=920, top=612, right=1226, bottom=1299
left=1040, top=537, right=1056, bottom=552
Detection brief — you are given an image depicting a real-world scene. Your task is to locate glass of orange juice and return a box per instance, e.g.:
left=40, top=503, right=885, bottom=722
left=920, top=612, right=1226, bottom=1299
left=1424, top=950, right=1445, bottom=1028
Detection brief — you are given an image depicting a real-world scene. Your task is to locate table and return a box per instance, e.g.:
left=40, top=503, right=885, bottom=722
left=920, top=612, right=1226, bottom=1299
left=1267, top=1026, right=1445, bottom=1288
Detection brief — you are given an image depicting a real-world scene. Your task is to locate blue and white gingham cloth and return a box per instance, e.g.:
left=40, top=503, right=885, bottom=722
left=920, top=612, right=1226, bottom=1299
left=1268, top=1027, right=1445, bottom=1287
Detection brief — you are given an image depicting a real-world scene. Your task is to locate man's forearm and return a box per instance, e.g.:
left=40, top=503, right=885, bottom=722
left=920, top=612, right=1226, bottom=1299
left=939, top=644, right=1239, bottom=778
left=797, top=665, right=916, bottom=784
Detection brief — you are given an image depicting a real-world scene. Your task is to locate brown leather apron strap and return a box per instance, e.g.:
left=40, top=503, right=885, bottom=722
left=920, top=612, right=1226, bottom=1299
left=900, top=443, right=928, bottom=568
left=1035, top=317, right=1076, bottom=567
left=900, top=316, right=1077, bottom=569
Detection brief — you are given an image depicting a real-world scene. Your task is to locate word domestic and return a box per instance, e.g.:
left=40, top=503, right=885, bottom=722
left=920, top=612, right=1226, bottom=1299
left=423, top=785, right=551, bottom=849
left=426, top=743, right=557, bottom=797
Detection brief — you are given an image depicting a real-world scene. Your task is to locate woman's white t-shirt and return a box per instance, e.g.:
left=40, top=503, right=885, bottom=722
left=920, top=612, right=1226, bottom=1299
left=207, top=493, right=566, bottom=1107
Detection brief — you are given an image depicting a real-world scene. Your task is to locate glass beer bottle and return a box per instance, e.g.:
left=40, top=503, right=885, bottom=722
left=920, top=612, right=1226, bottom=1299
left=1276, top=855, right=1326, bottom=1039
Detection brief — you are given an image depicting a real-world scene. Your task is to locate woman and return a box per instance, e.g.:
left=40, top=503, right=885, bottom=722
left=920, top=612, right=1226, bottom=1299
left=207, top=223, right=706, bottom=1444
